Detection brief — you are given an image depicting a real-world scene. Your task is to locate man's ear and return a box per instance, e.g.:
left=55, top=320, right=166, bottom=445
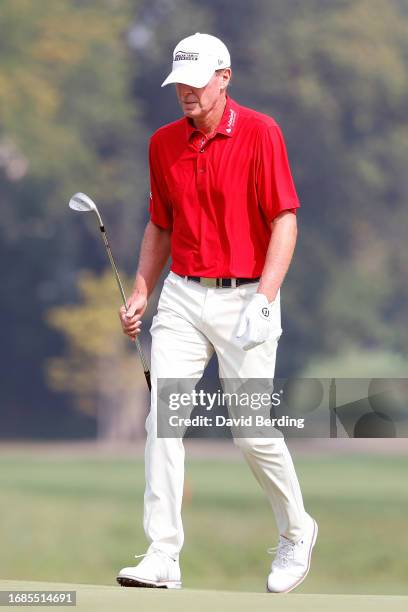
left=217, top=68, right=231, bottom=90
left=222, top=68, right=232, bottom=89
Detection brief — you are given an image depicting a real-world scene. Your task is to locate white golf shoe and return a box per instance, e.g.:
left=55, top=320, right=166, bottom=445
left=117, top=550, right=181, bottom=589
left=267, top=513, right=318, bottom=593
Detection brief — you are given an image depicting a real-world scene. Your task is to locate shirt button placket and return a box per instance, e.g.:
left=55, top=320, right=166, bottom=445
left=197, top=136, right=206, bottom=180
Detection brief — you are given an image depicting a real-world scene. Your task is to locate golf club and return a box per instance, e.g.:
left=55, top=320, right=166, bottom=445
left=69, top=192, right=151, bottom=391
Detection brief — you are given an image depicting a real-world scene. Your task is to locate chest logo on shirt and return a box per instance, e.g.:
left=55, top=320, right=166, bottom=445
left=226, top=108, right=237, bottom=133
left=174, top=51, right=199, bottom=62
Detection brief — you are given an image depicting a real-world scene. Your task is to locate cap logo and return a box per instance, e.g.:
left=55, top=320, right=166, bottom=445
left=174, top=50, right=199, bottom=62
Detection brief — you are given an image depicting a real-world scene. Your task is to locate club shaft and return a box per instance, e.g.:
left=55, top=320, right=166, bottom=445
left=99, top=224, right=151, bottom=391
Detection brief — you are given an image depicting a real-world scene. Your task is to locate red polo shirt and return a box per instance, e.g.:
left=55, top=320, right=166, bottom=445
left=148, top=96, right=300, bottom=277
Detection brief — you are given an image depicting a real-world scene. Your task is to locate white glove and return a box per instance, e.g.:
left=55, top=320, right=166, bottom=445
left=236, top=293, right=276, bottom=351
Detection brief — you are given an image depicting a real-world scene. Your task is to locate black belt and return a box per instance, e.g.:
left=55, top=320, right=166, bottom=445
left=176, top=274, right=260, bottom=288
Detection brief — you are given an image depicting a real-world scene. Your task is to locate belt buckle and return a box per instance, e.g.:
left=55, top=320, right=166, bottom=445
left=200, top=277, right=217, bottom=288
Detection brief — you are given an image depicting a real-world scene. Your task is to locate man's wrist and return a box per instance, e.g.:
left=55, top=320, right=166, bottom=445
left=131, top=287, right=148, bottom=299
left=133, top=272, right=149, bottom=299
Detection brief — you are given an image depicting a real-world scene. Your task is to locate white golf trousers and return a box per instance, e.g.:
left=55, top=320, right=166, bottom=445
left=144, top=271, right=307, bottom=557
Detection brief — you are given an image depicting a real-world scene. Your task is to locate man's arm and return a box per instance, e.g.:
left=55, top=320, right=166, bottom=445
left=119, top=220, right=171, bottom=339
left=257, top=211, right=298, bottom=303
left=133, top=220, right=172, bottom=298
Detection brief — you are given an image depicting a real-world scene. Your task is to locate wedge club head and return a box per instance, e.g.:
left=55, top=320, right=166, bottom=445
left=69, top=192, right=103, bottom=226
left=69, top=192, right=97, bottom=212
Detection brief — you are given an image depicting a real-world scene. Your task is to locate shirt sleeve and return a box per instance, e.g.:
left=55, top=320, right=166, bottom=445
left=255, top=124, right=300, bottom=222
left=148, top=137, right=173, bottom=230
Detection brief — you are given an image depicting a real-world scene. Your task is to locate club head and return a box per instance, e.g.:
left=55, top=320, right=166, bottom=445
left=69, top=192, right=97, bottom=213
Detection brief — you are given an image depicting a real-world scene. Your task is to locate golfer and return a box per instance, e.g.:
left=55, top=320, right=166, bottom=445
left=117, top=32, right=317, bottom=593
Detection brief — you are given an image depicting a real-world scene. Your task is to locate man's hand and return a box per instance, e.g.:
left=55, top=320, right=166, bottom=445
left=119, top=291, right=148, bottom=340
left=236, top=293, right=276, bottom=351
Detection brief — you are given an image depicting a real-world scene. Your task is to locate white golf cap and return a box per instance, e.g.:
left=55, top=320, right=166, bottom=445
left=161, top=32, right=231, bottom=88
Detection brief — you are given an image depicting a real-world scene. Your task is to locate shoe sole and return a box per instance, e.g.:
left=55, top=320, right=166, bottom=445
left=116, top=575, right=182, bottom=589
left=267, top=518, right=318, bottom=594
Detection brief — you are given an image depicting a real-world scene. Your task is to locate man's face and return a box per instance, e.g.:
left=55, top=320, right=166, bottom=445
left=175, top=69, right=230, bottom=119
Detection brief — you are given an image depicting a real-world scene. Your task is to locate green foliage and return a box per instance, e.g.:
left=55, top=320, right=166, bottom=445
left=0, top=0, right=146, bottom=435
left=0, top=0, right=134, bottom=188
left=46, top=269, right=148, bottom=438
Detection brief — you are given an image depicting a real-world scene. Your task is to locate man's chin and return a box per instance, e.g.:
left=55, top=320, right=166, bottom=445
left=182, top=107, right=198, bottom=115
left=180, top=102, right=200, bottom=115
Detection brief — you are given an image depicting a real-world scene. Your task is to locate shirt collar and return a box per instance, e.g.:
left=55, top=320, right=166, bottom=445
left=185, top=96, right=239, bottom=141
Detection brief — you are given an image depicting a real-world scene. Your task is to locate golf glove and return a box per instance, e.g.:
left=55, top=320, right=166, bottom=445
left=236, top=293, right=278, bottom=351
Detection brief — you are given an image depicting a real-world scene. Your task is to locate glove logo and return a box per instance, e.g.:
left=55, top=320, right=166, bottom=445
left=261, top=307, right=270, bottom=319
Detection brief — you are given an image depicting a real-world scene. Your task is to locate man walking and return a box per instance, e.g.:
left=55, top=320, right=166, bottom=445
left=117, top=33, right=317, bottom=593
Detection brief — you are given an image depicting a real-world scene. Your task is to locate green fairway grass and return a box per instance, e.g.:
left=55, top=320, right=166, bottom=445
left=0, top=452, right=407, bottom=595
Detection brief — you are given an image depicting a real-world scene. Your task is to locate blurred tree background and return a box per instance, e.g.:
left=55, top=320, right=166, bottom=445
left=0, top=0, right=407, bottom=440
